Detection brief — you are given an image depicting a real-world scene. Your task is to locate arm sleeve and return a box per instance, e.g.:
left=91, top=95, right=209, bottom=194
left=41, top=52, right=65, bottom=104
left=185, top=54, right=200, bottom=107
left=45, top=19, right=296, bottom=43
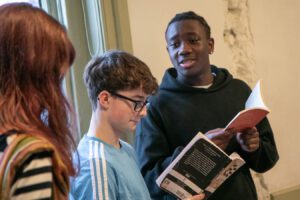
left=238, top=117, right=279, bottom=172
left=135, top=105, right=183, bottom=198
left=10, top=151, right=53, bottom=199
left=70, top=159, right=119, bottom=200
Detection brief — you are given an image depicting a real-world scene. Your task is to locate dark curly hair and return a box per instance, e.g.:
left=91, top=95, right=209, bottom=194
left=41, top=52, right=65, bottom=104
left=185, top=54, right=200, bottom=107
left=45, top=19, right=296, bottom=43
left=165, top=11, right=211, bottom=39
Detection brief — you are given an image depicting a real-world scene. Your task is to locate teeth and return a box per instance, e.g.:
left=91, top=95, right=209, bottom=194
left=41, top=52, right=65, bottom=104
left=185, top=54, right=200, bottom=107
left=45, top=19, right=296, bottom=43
left=181, top=60, right=192, bottom=64
left=181, top=60, right=193, bottom=64
left=180, top=60, right=194, bottom=68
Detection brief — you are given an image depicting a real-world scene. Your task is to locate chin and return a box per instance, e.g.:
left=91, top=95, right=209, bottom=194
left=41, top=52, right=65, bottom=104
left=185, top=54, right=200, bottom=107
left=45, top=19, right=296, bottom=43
left=131, top=126, right=137, bottom=132
left=126, top=126, right=136, bottom=134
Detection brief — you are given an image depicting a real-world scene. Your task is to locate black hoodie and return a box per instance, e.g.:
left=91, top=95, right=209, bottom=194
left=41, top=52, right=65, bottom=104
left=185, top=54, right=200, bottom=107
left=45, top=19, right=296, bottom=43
left=135, top=65, right=279, bottom=200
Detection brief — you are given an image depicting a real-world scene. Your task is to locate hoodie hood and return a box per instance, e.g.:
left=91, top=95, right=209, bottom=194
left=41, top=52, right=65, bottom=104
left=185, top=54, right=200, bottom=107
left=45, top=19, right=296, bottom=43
left=159, top=65, right=233, bottom=93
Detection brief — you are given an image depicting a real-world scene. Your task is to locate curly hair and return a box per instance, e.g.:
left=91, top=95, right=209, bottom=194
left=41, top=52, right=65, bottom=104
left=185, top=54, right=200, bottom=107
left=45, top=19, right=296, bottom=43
left=165, top=11, right=211, bottom=39
left=83, top=50, right=158, bottom=111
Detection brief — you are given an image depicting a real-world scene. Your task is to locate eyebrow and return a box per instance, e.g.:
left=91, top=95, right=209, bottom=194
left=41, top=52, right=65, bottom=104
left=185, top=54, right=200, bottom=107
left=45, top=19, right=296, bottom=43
left=167, top=34, right=178, bottom=41
left=167, top=32, right=200, bottom=41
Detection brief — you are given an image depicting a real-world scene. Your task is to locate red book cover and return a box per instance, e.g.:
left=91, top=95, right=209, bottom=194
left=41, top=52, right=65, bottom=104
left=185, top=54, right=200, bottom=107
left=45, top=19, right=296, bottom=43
left=225, top=80, right=270, bottom=132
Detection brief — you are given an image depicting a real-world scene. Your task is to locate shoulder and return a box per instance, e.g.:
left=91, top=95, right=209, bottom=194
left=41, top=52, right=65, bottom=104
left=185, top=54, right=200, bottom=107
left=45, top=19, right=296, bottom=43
left=76, top=135, right=108, bottom=160
left=1, top=133, right=55, bottom=164
left=70, top=158, right=117, bottom=200
left=71, top=151, right=120, bottom=196
left=0, top=132, right=69, bottom=199
left=11, top=146, right=54, bottom=199
left=230, top=78, right=252, bottom=93
left=77, top=138, right=129, bottom=170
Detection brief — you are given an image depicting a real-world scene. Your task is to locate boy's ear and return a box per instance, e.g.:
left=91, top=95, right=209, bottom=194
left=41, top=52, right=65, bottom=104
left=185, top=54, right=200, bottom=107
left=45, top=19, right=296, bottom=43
left=97, top=91, right=110, bottom=109
left=208, top=37, right=215, bottom=54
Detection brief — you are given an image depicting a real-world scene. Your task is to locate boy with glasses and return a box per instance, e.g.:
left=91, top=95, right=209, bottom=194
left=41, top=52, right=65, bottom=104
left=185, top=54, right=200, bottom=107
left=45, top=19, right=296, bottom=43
left=69, top=50, right=158, bottom=200
left=70, top=50, right=205, bottom=200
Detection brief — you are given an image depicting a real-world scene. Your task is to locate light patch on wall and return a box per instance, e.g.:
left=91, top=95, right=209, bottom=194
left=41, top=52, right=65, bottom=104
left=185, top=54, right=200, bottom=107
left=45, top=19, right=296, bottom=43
left=223, top=0, right=257, bottom=86
left=223, top=0, right=270, bottom=199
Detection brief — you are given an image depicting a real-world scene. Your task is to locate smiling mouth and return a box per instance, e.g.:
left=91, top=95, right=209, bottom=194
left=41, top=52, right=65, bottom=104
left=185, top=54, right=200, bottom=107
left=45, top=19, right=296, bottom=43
left=179, top=60, right=195, bottom=68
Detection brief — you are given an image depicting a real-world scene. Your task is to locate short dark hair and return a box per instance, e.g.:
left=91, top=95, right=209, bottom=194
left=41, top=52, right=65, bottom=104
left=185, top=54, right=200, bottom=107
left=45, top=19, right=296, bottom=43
left=83, top=50, right=158, bottom=111
left=165, top=11, right=211, bottom=38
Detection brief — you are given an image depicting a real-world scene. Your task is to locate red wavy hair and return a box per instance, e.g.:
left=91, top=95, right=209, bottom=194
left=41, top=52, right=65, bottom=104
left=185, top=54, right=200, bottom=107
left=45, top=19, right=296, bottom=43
left=0, top=3, right=76, bottom=176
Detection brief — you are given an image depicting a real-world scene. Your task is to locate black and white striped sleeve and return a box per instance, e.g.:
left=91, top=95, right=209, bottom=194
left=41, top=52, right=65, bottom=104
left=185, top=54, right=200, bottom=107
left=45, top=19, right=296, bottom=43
left=10, top=151, right=53, bottom=200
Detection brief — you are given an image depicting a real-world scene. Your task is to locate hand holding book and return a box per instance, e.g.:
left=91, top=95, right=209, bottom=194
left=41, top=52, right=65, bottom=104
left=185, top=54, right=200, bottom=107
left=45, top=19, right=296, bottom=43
left=205, top=127, right=260, bottom=153
left=205, top=129, right=235, bottom=151
left=236, top=127, right=260, bottom=152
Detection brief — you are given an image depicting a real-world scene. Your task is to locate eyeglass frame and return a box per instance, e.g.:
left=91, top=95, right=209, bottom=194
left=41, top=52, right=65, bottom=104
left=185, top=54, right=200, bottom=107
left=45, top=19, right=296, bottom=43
left=109, top=91, right=149, bottom=112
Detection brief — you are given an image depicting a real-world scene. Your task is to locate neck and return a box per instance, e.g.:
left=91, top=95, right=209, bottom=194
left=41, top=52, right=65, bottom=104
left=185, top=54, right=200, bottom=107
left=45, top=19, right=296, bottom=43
left=87, top=111, right=120, bottom=149
left=178, top=70, right=214, bottom=86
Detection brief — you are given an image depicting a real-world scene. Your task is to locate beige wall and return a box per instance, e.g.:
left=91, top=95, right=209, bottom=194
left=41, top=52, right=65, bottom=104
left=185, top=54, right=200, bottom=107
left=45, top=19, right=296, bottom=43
left=127, top=0, right=300, bottom=194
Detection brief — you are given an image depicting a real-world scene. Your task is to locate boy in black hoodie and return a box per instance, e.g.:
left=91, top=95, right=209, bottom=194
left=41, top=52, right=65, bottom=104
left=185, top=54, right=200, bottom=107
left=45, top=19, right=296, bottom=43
left=135, top=11, right=279, bottom=200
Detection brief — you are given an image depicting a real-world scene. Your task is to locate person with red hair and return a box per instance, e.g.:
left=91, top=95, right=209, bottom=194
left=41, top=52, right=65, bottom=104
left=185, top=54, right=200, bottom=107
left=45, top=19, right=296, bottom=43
left=0, top=3, right=76, bottom=199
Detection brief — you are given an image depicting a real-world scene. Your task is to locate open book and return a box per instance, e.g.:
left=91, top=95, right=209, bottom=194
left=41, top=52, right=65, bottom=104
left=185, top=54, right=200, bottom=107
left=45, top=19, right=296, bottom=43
left=224, top=80, right=270, bottom=132
left=156, top=132, right=245, bottom=200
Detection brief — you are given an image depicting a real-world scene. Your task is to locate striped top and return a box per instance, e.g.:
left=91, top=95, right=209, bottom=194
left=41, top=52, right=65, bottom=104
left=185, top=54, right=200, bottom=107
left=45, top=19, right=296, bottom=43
left=0, top=133, right=53, bottom=200
left=0, top=131, right=69, bottom=200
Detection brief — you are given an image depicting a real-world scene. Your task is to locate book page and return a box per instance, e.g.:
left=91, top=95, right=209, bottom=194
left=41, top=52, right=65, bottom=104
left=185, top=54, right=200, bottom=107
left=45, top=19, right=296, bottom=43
left=173, top=138, right=231, bottom=188
left=245, top=80, right=269, bottom=110
left=156, top=133, right=245, bottom=199
left=224, top=80, right=270, bottom=131
left=205, top=153, right=245, bottom=194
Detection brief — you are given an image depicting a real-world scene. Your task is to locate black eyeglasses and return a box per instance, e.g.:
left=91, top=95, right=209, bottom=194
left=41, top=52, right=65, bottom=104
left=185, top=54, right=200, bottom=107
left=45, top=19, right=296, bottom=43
left=110, top=92, right=149, bottom=112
